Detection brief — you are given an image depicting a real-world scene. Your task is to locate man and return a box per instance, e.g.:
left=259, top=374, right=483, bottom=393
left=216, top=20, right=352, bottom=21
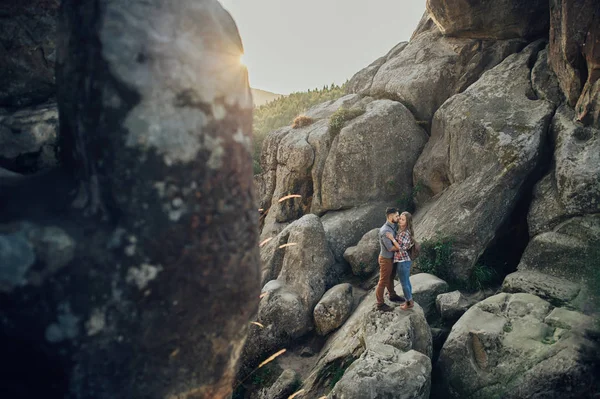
left=376, top=207, right=405, bottom=311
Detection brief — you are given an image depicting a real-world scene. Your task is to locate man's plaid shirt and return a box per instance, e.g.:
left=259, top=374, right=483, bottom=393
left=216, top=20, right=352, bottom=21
left=393, top=229, right=413, bottom=263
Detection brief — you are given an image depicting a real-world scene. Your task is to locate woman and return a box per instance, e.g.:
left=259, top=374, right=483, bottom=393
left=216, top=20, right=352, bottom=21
left=386, top=211, right=415, bottom=310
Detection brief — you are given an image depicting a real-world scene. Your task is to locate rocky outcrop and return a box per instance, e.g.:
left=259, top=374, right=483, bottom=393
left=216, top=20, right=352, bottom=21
left=517, top=214, right=600, bottom=309
left=1, top=1, right=259, bottom=398
left=0, top=0, right=58, bottom=107
left=244, top=215, right=335, bottom=369
left=409, top=273, right=450, bottom=320
left=502, top=270, right=581, bottom=307
left=426, top=0, right=549, bottom=40
left=314, top=283, right=354, bottom=336
left=321, top=203, right=388, bottom=262
left=301, top=281, right=432, bottom=398
left=319, top=100, right=428, bottom=211
left=367, top=20, right=525, bottom=121
left=438, top=293, right=597, bottom=398
left=250, top=369, right=301, bottom=399
left=552, top=105, right=600, bottom=214
left=258, top=97, right=427, bottom=240
left=527, top=172, right=569, bottom=237
left=549, top=0, right=600, bottom=127
left=413, top=41, right=556, bottom=280
left=0, top=102, right=58, bottom=173
left=329, top=345, right=431, bottom=399
left=436, top=290, right=481, bottom=322
left=343, top=228, right=379, bottom=276
left=259, top=214, right=335, bottom=288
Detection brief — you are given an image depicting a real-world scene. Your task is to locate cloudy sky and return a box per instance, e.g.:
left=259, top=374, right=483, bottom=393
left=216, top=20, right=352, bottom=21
left=219, top=0, right=426, bottom=94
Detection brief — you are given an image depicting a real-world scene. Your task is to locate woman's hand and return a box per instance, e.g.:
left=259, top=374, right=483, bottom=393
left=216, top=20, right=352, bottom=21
left=385, top=232, right=395, bottom=241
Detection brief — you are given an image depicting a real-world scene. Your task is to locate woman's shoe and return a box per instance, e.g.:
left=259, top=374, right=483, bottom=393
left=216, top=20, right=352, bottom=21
left=400, top=300, right=414, bottom=310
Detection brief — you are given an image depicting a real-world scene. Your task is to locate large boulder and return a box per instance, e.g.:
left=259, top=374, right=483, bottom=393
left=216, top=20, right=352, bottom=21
left=436, top=290, right=480, bottom=322
left=318, top=99, right=428, bottom=211
left=1, top=1, right=260, bottom=398
left=549, top=0, right=600, bottom=127
left=517, top=214, right=600, bottom=313
left=244, top=215, right=335, bottom=369
left=345, top=42, right=408, bottom=95
left=343, top=228, right=379, bottom=276
left=552, top=105, right=600, bottom=214
left=259, top=214, right=335, bottom=294
left=438, top=293, right=597, bottom=398
left=314, top=283, right=354, bottom=336
left=407, top=273, right=450, bottom=320
left=368, top=19, right=525, bottom=121
left=258, top=95, right=371, bottom=237
left=0, top=0, right=58, bottom=107
left=502, top=270, right=581, bottom=307
left=426, top=0, right=549, bottom=40
left=321, top=202, right=388, bottom=262
left=328, top=345, right=431, bottom=399
left=527, top=172, right=569, bottom=237
left=301, top=281, right=432, bottom=398
left=413, top=41, right=556, bottom=280
left=0, top=102, right=58, bottom=173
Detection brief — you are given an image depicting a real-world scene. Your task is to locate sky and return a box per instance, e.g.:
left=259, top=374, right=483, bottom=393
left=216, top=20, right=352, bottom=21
left=218, top=0, right=426, bottom=94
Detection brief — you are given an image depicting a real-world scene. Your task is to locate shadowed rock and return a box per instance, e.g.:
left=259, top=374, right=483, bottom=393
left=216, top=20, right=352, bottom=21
left=1, top=1, right=259, bottom=398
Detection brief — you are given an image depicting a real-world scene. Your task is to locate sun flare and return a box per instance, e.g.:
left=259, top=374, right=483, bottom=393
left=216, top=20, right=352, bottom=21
left=239, top=54, right=247, bottom=67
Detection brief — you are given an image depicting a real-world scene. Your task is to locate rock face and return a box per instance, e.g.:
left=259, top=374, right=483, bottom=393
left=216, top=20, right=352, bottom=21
left=1, top=1, right=259, bottom=398
left=251, top=369, right=300, bottom=399
left=366, top=20, right=525, bottom=121
left=243, top=215, right=335, bottom=370
left=549, top=0, right=600, bottom=127
left=502, top=270, right=581, bottom=307
left=426, top=0, right=549, bottom=39
left=343, top=228, right=379, bottom=276
left=413, top=41, right=556, bottom=280
left=517, top=215, right=600, bottom=292
left=408, top=273, right=450, bottom=320
left=438, top=293, right=597, bottom=399
left=257, top=97, right=427, bottom=241
left=552, top=105, right=600, bottom=214
left=436, top=290, right=480, bottom=322
left=321, top=203, right=389, bottom=262
left=319, top=99, right=428, bottom=211
left=301, top=281, right=432, bottom=398
left=329, top=345, right=431, bottom=399
left=0, top=0, right=58, bottom=107
left=527, top=172, right=569, bottom=237
left=0, top=102, right=58, bottom=173
left=314, top=283, right=354, bottom=336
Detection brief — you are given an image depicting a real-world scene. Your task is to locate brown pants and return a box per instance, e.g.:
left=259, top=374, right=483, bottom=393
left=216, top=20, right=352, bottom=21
left=376, top=256, right=397, bottom=305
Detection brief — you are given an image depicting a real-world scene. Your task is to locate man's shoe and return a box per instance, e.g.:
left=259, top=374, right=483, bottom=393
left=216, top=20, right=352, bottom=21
left=376, top=303, right=394, bottom=312
left=388, top=294, right=406, bottom=303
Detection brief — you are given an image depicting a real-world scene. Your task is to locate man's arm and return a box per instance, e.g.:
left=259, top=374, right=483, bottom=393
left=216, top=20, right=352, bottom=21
left=382, top=231, right=400, bottom=252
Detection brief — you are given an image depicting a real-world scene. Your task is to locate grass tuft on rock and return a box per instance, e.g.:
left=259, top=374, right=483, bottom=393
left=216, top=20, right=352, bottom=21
left=329, top=107, right=365, bottom=135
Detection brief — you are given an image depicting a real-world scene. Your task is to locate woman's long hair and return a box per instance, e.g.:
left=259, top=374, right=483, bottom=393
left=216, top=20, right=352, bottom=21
left=401, top=211, right=414, bottom=237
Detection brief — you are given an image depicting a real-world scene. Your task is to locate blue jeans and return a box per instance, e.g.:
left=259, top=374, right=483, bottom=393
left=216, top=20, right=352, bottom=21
left=395, top=261, right=412, bottom=301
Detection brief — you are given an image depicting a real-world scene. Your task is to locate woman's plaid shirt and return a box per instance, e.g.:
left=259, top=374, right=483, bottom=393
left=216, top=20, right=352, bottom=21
left=393, top=229, right=412, bottom=263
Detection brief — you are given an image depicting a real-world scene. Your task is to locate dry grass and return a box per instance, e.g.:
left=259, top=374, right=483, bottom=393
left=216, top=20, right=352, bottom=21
left=259, top=349, right=287, bottom=368
left=278, top=194, right=302, bottom=202
left=292, top=115, right=315, bottom=129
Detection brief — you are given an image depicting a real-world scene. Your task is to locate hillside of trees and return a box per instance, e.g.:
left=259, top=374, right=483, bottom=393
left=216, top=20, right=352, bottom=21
left=253, top=82, right=347, bottom=174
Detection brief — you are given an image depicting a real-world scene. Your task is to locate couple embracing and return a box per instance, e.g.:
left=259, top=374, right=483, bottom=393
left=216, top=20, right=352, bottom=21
left=376, top=207, right=416, bottom=312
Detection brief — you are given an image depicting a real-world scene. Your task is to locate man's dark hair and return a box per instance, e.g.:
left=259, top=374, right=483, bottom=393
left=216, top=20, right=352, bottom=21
left=385, top=207, right=398, bottom=216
